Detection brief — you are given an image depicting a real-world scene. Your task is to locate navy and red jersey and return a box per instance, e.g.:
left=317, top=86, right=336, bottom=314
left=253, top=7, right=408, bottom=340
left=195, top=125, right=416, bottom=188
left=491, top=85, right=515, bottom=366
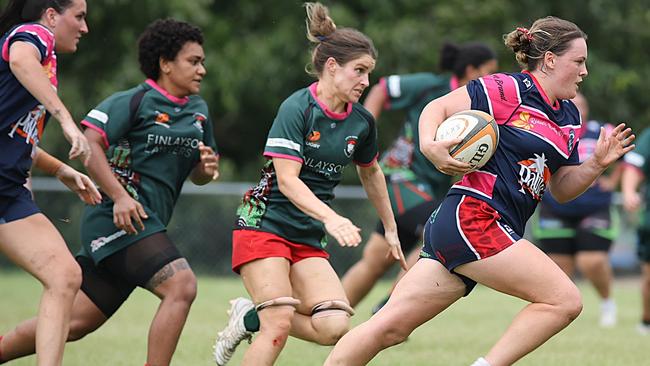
left=542, top=120, right=614, bottom=217
left=449, top=72, right=582, bottom=235
left=0, top=23, right=57, bottom=197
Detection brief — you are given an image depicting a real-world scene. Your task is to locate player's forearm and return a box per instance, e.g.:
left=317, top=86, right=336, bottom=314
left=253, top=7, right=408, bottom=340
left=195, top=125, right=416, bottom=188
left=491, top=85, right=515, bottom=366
left=277, top=174, right=339, bottom=223
left=32, top=147, right=64, bottom=176
left=418, top=100, right=446, bottom=150
left=550, top=158, right=606, bottom=202
left=621, top=165, right=644, bottom=196
left=357, top=162, right=397, bottom=231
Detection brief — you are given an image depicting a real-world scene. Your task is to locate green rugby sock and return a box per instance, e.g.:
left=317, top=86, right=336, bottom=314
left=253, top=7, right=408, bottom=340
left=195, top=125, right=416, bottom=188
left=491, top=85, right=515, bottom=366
left=243, top=309, right=260, bottom=332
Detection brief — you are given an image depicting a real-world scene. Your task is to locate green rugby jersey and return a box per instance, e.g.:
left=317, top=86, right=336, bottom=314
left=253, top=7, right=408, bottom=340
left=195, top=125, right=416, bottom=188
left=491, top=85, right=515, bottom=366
left=624, top=128, right=650, bottom=229
left=378, top=72, right=455, bottom=198
left=236, top=82, right=378, bottom=248
left=79, top=79, right=217, bottom=261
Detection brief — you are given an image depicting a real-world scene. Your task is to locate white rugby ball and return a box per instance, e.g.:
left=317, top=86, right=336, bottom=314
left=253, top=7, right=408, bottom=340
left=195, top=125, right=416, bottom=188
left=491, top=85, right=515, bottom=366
left=435, top=110, right=499, bottom=170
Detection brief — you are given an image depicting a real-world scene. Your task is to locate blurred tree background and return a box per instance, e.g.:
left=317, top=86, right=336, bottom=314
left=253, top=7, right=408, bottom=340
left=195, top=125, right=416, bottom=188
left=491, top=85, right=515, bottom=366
left=1, top=0, right=648, bottom=273
left=1, top=0, right=646, bottom=180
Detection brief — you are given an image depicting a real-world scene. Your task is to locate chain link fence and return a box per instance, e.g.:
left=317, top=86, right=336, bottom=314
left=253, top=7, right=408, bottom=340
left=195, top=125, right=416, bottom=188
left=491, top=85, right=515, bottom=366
left=0, top=178, right=641, bottom=276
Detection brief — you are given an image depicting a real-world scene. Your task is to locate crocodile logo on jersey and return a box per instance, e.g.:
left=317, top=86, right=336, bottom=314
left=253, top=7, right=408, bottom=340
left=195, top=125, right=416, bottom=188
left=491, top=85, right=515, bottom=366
left=154, top=111, right=170, bottom=128
left=512, top=111, right=533, bottom=130
left=193, top=112, right=206, bottom=133
left=344, top=136, right=358, bottom=158
left=517, top=153, right=550, bottom=201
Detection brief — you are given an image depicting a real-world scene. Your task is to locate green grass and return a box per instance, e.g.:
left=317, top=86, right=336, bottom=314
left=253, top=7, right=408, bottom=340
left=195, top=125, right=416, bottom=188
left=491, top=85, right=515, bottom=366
left=0, top=272, right=647, bottom=365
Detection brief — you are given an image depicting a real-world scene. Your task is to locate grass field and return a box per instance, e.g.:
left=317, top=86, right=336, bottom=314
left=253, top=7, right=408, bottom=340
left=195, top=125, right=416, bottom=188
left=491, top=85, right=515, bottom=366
left=0, top=271, right=647, bottom=365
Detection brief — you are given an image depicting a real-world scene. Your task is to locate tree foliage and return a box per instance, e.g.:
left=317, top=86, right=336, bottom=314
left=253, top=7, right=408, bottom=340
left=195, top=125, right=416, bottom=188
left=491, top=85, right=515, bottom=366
left=2, top=0, right=648, bottom=180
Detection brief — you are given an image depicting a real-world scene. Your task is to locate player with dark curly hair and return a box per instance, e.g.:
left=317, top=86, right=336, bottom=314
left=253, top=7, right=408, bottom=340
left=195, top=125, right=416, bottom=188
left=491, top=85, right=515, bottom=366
left=0, top=18, right=219, bottom=366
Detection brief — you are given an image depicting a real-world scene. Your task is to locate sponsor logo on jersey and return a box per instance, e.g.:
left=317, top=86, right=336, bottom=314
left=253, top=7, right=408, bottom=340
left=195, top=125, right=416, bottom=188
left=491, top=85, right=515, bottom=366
left=567, top=129, right=576, bottom=153
left=306, top=131, right=321, bottom=148
left=8, top=105, right=46, bottom=146
left=154, top=111, right=171, bottom=127
left=344, top=136, right=358, bottom=158
left=494, top=75, right=508, bottom=102
left=308, top=131, right=321, bottom=142
left=510, top=110, right=565, bottom=140
left=90, top=230, right=127, bottom=252
left=512, top=111, right=533, bottom=130
left=517, top=153, right=550, bottom=201
left=44, top=61, right=56, bottom=84
left=501, top=223, right=515, bottom=236
left=145, top=134, right=201, bottom=158
left=304, top=157, right=345, bottom=177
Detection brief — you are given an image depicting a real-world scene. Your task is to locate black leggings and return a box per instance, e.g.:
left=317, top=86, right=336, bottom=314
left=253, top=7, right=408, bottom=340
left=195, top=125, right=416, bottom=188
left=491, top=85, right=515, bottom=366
left=77, top=232, right=182, bottom=317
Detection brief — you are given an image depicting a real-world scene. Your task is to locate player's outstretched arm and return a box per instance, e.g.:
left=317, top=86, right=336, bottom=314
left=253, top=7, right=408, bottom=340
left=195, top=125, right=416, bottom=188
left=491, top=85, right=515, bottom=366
left=550, top=123, right=635, bottom=203
left=32, top=147, right=101, bottom=205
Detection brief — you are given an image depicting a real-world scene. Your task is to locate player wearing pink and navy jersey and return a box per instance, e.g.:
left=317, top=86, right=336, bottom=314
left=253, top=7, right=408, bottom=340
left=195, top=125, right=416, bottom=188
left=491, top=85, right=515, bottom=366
left=0, top=1, right=97, bottom=366
left=326, top=17, right=635, bottom=366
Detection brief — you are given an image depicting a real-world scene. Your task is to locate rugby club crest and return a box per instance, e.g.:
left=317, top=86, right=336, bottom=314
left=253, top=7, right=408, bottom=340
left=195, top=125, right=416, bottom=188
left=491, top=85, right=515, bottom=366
left=344, top=136, right=358, bottom=158
left=193, top=112, right=207, bottom=133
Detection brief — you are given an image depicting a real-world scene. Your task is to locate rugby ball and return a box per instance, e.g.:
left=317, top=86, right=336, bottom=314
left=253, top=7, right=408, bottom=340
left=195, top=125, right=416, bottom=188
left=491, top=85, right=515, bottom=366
left=435, top=110, right=499, bottom=170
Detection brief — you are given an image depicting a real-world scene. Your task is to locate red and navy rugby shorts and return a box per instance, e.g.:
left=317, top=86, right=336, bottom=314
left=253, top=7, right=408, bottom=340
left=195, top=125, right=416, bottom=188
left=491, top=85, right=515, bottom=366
left=421, top=194, right=521, bottom=294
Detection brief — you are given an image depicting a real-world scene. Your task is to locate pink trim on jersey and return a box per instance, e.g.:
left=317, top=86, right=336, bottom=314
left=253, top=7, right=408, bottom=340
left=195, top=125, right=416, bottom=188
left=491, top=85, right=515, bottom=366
left=145, top=79, right=189, bottom=105
left=354, top=153, right=378, bottom=167
left=479, top=73, right=521, bottom=125
left=2, top=23, right=53, bottom=60
left=509, top=105, right=575, bottom=158
left=523, top=71, right=560, bottom=110
left=379, top=77, right=391, bottom=110
left=81, top=120, right=110, bottom=149
left=451, top=170, right=497, bottom=199
left=308, top=82, right=353, bottom=120
left=2, top=24, right=57, bottom=87
left=263, top=151, right=304, bottom=163
left=449, top=75, right=460, bottom=91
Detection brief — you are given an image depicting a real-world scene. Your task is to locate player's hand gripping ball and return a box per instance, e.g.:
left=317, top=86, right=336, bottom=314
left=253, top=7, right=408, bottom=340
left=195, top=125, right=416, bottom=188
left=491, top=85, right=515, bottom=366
left=435, top=110, right=499, bottom=171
